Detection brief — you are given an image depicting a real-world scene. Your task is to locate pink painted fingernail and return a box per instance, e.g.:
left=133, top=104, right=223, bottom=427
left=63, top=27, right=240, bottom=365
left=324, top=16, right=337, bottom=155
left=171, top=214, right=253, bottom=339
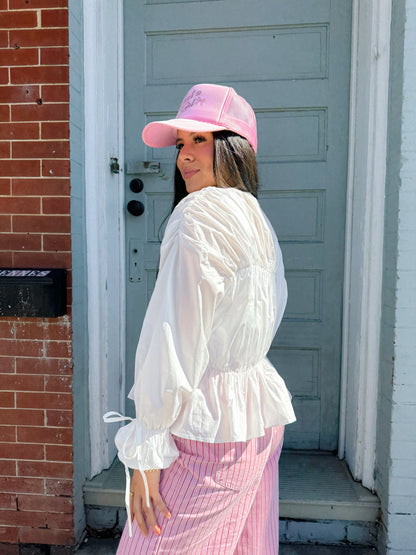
left=167, top=512, right=171, bottom=519
left=155, top=526, right=161, bottom=535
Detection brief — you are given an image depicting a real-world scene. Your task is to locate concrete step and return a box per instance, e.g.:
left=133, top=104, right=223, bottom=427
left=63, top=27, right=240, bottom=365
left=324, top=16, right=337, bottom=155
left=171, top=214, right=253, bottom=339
left=83, top=451, right=380, bottom=547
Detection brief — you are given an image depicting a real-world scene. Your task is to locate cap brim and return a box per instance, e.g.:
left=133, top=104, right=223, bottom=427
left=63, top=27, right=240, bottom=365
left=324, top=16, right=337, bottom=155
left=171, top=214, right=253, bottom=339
left=142, top=118, right=227, bottom=148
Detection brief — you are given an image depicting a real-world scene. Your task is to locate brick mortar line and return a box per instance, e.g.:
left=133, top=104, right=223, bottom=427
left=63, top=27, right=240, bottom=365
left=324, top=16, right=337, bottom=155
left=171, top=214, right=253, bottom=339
left=0, top=119, right=69, bottom=122
left=1, top=68, right=68, bottom=73
left=6, top=83, right=70, bottom=85
left=6, top=213, right=71, bottom=215
left=3, top=26, right=68, bottom=33
left=1, top=232, right=71, bottom=235
left=4, top=100, right=70, bottom=103
left=4, top=386, right=72, bottom=389
left=0, top=320, right=71, bottom=323
left=8, top=65, right=69, bottom=68
left=0, top=427, right=73, bottom=430
left=15, top=472, right=73, bottom=476
left=0, top=359, right=72, bottom=363
left=0, top=250, right=72, bottom=252
left=0, top=157, right=70, bottom=159
left=0, top=199, right=70, bottom=201
left=2, top=27, right=69, bottom=31
left=0, top=49, right=69, bottom=51
left=3, top=441, right=72, bottom=446
left=3, top=455, right=69, bottom=461
left=9, top=175, right=69, bottom=179
left=0, top=338, right=71, bottom=344
left=0, top=443, right=72, bottom=447
left=5, top=139, right=69, bottom=143
left=0, top=93, right=69, bottom=95
left=0, top=86, right=68, bottom=88
left=0, top=253, right=71, bottom=255
left=2, top=8, right=69, bottom=10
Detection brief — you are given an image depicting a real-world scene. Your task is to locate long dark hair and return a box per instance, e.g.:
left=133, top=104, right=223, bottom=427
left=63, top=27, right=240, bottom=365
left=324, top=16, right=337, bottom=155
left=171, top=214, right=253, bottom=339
left=171, top=130, right=259, bottom=212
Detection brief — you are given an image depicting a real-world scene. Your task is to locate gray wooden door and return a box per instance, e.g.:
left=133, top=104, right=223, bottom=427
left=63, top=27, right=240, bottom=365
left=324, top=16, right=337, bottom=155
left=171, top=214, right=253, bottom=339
left=124, top=0, right=351, bottom=451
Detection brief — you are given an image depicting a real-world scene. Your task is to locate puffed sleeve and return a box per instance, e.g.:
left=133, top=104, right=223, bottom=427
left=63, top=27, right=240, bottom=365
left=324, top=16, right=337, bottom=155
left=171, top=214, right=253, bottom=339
left=107, top=200, right=225, bottom=473
left=104, top=201, right=224, bottom=536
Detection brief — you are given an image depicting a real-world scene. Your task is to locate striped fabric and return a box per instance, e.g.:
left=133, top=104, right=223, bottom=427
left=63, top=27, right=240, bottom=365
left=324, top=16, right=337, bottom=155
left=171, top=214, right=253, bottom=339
left=117, top=426, right=284, bottom=554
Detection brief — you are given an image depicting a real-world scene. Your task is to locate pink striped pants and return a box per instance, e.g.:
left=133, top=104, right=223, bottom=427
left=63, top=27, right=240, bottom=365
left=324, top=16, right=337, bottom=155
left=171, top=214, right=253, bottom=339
left=117, top=426, right=284, bottom=554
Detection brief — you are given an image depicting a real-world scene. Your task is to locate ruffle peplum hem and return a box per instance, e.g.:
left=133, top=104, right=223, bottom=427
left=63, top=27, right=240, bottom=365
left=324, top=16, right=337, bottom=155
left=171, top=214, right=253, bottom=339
left=170, top=357, right=296, bottom=443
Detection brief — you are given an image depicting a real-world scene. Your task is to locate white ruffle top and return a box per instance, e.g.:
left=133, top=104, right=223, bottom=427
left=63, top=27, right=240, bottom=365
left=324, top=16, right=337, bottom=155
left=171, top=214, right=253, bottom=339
left=104, top=187, right=295, bottom=533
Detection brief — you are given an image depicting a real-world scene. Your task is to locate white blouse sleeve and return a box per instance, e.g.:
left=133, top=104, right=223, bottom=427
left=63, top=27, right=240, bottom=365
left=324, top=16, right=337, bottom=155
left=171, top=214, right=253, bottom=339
left=106, top=204, right=224, bottom=472
left=104, top=205, right=224, bottom=536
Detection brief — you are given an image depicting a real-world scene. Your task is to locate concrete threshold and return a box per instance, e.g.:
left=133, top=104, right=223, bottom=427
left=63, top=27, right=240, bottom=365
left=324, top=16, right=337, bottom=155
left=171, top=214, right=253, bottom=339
left=84, top=451, right=380, bottom=523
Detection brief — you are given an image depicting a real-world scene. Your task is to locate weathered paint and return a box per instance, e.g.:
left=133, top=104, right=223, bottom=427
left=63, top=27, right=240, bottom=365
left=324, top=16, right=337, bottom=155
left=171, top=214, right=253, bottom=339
left=69, top=0, right=89, bottom=544
left=377, top=0, right=416, bottom=553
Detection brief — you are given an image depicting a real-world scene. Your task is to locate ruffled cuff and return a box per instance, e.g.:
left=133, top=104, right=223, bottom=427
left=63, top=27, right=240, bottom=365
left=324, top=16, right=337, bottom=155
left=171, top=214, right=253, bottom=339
left=103, top=412, right=179, bottom=537
left=111, top=415, right=179, bottom=470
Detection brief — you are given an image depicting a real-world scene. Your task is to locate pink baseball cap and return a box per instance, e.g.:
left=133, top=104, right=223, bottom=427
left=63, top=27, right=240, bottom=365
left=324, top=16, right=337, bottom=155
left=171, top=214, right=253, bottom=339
left=142, top=83, right=257, bottom=153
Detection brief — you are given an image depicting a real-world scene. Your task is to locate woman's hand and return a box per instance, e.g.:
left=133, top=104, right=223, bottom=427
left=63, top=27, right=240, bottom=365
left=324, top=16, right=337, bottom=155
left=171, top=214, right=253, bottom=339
left=130, top=469, right=171, bottom=536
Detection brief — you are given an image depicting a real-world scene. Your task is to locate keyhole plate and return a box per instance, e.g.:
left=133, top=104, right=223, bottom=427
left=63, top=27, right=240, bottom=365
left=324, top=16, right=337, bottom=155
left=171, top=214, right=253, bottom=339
left=129, top=239, right=143, bottom=282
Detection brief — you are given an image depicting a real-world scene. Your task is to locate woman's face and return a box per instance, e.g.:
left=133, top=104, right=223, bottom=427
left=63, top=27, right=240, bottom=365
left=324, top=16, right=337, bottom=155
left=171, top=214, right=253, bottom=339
left=176, top=131, right=216, bottom=194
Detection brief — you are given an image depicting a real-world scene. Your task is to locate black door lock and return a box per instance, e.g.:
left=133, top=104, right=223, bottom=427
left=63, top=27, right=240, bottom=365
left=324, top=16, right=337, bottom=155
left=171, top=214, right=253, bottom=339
left=127, top=200, right=144, bottom=216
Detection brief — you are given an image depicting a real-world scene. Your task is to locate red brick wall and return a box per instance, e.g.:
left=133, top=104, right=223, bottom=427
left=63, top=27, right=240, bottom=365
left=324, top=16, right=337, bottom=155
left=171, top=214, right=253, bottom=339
left=0, top=0, right=74, bottom=548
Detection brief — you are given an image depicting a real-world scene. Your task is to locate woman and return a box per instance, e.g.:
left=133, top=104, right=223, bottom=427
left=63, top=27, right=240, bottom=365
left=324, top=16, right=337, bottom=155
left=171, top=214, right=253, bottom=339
left=104, top=83, right=296, bottom=554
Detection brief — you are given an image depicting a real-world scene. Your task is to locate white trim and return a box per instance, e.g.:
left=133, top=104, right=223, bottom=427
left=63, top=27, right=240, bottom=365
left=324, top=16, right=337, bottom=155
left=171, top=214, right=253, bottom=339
left=117, top=0, right=127, bottom=425
left=339, top=0, right=391, bottom=489
left=83, top=0, right=125, bottom=478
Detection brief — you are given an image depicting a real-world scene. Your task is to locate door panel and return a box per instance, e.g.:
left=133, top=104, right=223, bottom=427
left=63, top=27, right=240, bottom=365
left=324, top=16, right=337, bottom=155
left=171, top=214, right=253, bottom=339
left=124, top=0, right=351, bottom=450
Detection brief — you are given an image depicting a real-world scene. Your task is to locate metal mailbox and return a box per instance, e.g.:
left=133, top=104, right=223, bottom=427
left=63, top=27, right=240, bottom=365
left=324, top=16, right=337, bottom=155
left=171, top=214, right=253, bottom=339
left=0, top=269, right=67, bottom=318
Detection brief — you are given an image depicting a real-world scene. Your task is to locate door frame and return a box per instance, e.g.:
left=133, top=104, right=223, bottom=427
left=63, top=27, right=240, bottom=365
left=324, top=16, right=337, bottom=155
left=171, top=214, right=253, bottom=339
left=81, top=0, right=391, bottom=487
left=338, top=0, right=391, bottom=490
left=82, top=0, right=126, bottom=476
